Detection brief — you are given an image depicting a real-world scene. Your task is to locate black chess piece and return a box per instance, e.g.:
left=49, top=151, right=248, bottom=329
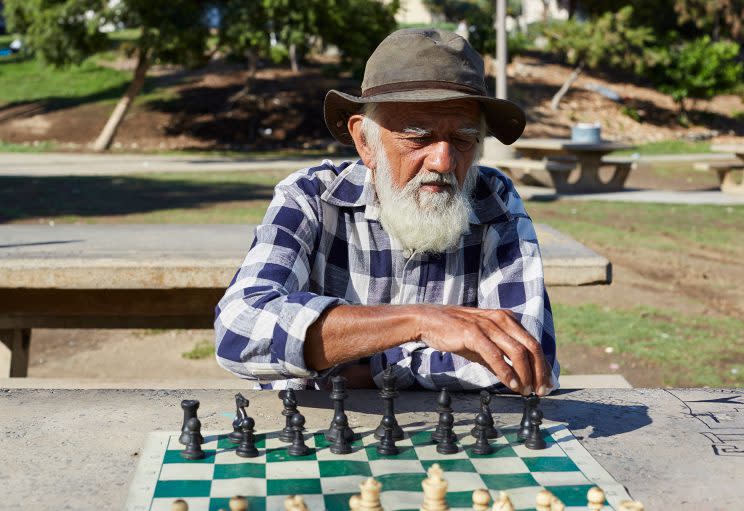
left=279, top=388, right=299, bottom=443
left=330, top=413, right=353, bottom=455
left=432, top=388, right=452, bottom=443
left=229, top=393, right=249, bottom=444
left=524, top=405, right=547, bottom=450
left=518, top=394, right=539, bottom=440
left=288, top=413, right=309, bottom=457
left=471, top=390, right=499, bottom=439
left=376, top=415, right=400, bottom=456
left=471, top=411, right=493, bottom=455
left=181, top=417, right=206, bottom=460
left=325, top=376, right=354, bottom=443
left=435, top=411, right=458, bottom=455
left=374, top=366, right=404, bottom=441
left=179, top=399, right=200, bottom=445
left=236, top=416, right=259, bottom=458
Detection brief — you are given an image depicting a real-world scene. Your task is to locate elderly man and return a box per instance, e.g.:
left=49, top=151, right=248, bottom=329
left=215, top=28, right=558, bottom=396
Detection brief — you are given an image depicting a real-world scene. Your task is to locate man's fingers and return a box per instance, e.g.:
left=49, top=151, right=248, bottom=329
left=499, top=314, right=552, bottom=395
left=464, top=329, right=522, bottom=393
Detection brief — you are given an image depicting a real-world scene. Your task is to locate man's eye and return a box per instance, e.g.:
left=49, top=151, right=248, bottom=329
left=453, top=137, right=477, bottom=151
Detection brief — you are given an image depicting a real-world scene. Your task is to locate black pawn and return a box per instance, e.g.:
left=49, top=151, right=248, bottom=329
left=179, top=399, right=200, bottom=445
left=518, top=394, right=539, bottom=441
left=236, top=416, right=259, bottom=458
left=471, top=390, right=499, bottom=439
left=435, top=411, right=458, bottom=455
left=280, top=388, right=299, bottom=443
left=288, top=413, right=309, bottom=457
left=376, top=415, right=399, bottom=456
left=181, top=417, right=205, bottom=460
left=374, top=366, right=404, bottom=441
left=524, top=405, right=547, bottom=450
left=330, top=413, right=352, bottom=455
left=432, top=388, right=452, bottom=443
left=472, top=411, right=493, bottom=455
left=326, top=376, right=354, bottom=443
left=229, top=393, right=249, bottom=444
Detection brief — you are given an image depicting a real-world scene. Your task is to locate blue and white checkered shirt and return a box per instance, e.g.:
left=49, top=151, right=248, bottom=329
left=215, top=159, right=559, bottom=391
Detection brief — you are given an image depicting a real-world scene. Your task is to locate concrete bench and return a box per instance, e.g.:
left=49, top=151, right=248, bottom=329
left=488, top=158, right=575, bottom=187
left=693, top=160, right=744, bottom=195
left=489, top=156, right=636, bottom=193
left=0, top=224, right=611, bottom=377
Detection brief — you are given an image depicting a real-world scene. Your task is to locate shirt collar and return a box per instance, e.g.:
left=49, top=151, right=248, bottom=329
left=320, top=160, right=511, bottom=225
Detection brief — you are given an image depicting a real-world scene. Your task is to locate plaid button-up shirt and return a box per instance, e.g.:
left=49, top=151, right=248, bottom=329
left=215, top=160, right=559, bottom=391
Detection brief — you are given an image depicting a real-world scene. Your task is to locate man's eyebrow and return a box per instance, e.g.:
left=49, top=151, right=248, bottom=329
left=401, top=126, right=432, bottom=136
left=455, top=127, right=481, bottom=138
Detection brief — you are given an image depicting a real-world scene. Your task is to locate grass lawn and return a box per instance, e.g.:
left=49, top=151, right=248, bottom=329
left=615, top=139, right=714, bottom=156
left=554, top=304, right=744, bottom=387
left=526, top=200, right=744, bottom=255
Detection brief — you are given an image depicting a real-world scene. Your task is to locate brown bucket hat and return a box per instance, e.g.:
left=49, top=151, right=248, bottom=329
left=324, top=28, right=526, bottom=146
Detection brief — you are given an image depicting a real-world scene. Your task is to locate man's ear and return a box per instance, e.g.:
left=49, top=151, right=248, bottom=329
left=348, top=114, right=375, bottom=169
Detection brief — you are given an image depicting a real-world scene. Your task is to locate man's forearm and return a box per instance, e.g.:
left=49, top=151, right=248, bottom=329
left=304, top=304, right=421, bottom=371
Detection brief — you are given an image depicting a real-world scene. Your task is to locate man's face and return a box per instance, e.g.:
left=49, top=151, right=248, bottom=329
left=352, top=99, right=484, bottom=253
left=372, top=100, right=483, bottom=193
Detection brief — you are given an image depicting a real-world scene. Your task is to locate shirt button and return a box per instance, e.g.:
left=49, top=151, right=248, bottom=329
left=403, top=249, right=412, bottom=258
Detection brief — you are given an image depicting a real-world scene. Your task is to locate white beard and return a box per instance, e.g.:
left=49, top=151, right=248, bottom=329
left=373, top=148, right=479, bottom=254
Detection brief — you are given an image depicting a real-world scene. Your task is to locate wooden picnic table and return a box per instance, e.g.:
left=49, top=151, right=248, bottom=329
left=0, top=385, right=742, bottom=510
left=512, top=138, right=636, bottom=194
left=0, top=224, right=611, bottom=377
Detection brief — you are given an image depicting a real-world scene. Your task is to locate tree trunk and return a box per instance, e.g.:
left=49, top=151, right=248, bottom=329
left=550, top=61, right=584, bottom=111
left=92, top=49, right=150, bottom=152
left=289, top=43, right=299, bottom=73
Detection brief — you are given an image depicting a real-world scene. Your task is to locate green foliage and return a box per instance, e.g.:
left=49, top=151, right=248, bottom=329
left=4, top=0, right=109, bottom=67
left=219, top=0, right=398, bottom=73
left=646, top=35, right=743, bottom=111
left=4, top=0, right=210, bottom=68
left=544, top=6, right=655, bottom=74
left=418, top=0, right=527, bottom=58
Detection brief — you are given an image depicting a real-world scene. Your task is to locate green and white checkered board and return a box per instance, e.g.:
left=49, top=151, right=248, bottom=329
left=125, top=421, right=632, bottom=511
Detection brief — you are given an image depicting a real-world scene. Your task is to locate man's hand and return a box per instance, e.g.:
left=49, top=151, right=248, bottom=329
left=415, top=304, right=552, bottom=396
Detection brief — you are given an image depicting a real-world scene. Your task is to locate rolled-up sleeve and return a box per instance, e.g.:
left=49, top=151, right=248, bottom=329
left=214, top=184, right=346, bottom=381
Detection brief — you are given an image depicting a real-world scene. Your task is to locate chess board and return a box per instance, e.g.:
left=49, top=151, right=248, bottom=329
left=124, top=421, right=632, bottom=511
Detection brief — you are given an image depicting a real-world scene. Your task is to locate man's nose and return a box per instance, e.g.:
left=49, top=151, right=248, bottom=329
left=425, top=140, right=457, bottom=174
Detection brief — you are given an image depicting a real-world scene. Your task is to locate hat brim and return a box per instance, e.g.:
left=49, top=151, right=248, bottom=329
left=324, top=89, right=526, bottom=146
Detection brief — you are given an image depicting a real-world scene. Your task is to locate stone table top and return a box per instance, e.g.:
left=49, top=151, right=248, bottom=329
left=0, top=224, right=610, bottom=288
left=513, top=138, right=635, bottom=154
left=0, top=386, right=742, bottom=510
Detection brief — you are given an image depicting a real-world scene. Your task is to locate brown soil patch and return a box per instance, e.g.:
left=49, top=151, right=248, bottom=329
left=1, top=54, right=742, bottom=151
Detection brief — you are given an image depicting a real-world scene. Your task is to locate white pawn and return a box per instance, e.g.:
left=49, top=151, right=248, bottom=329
left=283, top=495, right=308, bottom=511
left=349, top=494, right=362, bottom=511
left=171, top=499, right=188, bottom=511
left=358, top=477, right=383, bottom=511
left=472, top=489, right=490, bottom=511
left=587, top=487, right=606, bottom=511
left=421, top=464, right=449, bottom=511
left=618, top=501, right=644, bottom=511
left=228, top=495, right=248, bottom=511
left=491, top=491, right=514, bottom=511
left=550, top=495, right=565, bottom=511
left=535, top=490, right=554, bottom=511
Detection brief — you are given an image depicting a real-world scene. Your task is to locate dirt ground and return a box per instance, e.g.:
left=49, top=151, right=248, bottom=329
left=1, top=55, right=743, bottom=151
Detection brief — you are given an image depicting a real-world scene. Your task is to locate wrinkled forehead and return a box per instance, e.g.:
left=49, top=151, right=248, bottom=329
left=374, top=100, right=482, bottom=132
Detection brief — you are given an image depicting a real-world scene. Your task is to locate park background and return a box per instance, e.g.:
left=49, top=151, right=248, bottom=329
left=0, top=0, right=742, bottom=388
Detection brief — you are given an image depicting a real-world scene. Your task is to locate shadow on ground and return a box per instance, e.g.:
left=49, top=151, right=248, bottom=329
left=0, top=175, right=275, bottom=222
